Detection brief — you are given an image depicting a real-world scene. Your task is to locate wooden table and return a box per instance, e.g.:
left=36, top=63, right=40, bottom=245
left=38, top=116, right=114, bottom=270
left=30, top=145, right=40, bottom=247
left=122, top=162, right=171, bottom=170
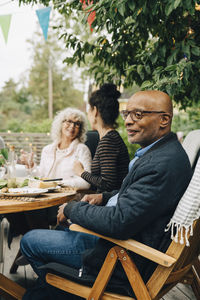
left=0, top=190, right=77, bottom=299
left=0, top=191, right=76, bottom=214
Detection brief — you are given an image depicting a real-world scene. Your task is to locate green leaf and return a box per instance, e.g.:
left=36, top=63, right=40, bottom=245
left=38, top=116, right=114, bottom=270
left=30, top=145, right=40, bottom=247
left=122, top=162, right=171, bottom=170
left=128, top=1, right=135, bottom=11
left=191, top=47, right=200, bottom=56
left=137, top=64, right=143, bottom=74
left=118, top=3, right=126, bottom=16
left=141, top=80, right=152, bottom=89
left=0, top=148, right=8, bottom=160
left=165, top=65, right=177, bottom=72
left=145, top=65, right=151, bottom=74
left=174, top=0, right=181, bottom=9
left=151, top=53, right=158, bottom=64
left=165, top=3, right=174, bottom=16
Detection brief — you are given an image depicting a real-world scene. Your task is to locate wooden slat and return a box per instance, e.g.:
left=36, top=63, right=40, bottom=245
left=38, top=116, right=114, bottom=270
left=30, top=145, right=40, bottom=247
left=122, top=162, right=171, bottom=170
left=70, top=224, right=176, bottom=267
left=46, top=273, right=134, bottom=300
left=0, top=274, right=25, bottom=299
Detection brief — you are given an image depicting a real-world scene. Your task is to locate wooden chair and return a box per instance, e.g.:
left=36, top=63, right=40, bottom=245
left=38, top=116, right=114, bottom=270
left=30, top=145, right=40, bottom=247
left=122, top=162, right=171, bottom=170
left=45, top=222, right=200, bottom=299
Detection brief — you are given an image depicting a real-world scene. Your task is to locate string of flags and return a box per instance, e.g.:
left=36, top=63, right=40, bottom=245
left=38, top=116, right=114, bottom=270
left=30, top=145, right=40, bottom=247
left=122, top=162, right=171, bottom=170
left=0, top=1, right=96, bottom=44
left=0, top=6, right=52, bottom=44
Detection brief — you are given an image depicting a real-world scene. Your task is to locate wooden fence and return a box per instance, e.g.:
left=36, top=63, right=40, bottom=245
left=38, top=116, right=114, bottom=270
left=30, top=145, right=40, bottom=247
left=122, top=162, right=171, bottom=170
left=0, top=132, right=52, bottom=164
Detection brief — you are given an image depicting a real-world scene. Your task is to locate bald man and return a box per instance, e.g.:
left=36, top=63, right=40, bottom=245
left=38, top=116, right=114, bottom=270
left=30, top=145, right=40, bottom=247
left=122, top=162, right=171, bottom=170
left=21, top=90, right=192, bottom=300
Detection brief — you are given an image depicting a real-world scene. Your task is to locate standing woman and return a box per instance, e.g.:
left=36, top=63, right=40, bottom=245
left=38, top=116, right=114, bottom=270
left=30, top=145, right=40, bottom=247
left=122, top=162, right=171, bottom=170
left=74, top=83, right=129, bottom=192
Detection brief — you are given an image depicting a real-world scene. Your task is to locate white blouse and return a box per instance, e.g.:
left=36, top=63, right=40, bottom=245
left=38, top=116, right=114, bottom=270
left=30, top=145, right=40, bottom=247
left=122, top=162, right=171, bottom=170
left=38, top=139, right=92, bottom=189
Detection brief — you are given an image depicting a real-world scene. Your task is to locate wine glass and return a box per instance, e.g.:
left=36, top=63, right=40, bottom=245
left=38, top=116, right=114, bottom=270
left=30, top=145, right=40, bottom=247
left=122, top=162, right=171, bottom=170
left=0, top=166, right=6, bottom=179
left=27, top=152, right=36, bottom=178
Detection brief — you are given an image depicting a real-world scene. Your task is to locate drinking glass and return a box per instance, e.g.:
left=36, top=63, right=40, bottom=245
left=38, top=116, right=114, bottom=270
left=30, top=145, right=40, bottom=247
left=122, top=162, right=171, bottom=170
left=0, top=167, right=6, bottom=179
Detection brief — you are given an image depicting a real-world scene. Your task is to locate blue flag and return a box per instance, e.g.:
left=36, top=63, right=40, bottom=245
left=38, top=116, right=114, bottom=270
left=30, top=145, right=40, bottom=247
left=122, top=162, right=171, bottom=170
left=36, top=7, right=51, bottom=40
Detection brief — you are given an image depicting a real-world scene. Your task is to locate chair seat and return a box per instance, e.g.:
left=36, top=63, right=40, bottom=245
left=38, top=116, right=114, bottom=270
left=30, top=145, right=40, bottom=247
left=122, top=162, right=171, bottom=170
left=42, top=262, right=135, bottom=298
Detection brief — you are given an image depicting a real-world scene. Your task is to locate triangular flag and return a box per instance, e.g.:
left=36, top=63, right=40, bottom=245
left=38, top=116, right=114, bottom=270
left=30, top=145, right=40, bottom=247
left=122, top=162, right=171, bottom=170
left=36, top=7, right=51, bottom=40
left=80, top=0, right=96, bottom=32
left=0, top=14, right=12, bottom=44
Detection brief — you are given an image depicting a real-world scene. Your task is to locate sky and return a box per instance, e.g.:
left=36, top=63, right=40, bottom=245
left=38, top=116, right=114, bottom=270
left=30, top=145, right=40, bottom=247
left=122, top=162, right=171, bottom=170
left=0, top=0, right=41, bottom=90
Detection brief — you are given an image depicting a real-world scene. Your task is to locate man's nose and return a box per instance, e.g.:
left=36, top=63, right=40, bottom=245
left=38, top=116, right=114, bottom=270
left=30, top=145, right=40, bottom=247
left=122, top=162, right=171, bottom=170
left=125, top=113, right=134, bottom=125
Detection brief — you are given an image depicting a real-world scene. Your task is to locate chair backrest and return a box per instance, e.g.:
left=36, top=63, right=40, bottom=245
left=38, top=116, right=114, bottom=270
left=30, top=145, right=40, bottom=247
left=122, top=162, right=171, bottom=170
left=85, top=130, right=99, bottom=159
left=182, top=129, right=200, bottom=169
left=146, top=219, right=200, bottom=298
left=146, top=155, right=200, bottom=298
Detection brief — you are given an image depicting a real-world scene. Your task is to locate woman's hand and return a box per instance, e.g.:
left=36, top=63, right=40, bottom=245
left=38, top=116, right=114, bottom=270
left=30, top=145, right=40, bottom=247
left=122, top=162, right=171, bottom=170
left=57, top=203, right=68, bottom=224
left=81, top=194, right=103, bottom=206
left=19, top=150, right=34, bottom=169
left=73, top=161, right=84, bottom=177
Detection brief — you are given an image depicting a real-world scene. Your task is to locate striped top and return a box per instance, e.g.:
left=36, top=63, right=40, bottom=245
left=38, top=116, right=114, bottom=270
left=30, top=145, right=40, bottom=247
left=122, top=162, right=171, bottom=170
left=81, top=130, right=129, bottom=192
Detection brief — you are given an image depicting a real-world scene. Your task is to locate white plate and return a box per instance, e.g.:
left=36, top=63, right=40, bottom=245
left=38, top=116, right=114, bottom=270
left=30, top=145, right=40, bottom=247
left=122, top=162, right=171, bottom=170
left=0, top=187, right=49, bottom=197
left=47, top=186, right=61, bottom=192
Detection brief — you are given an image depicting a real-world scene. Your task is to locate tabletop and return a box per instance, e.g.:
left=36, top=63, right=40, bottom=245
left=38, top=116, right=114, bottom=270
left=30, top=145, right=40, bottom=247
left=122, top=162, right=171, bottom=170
left=0, top=191, right=77, bottom=214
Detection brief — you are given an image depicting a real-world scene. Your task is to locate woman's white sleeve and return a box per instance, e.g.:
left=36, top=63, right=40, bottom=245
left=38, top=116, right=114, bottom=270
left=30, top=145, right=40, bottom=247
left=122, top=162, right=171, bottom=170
left=62, top=145, right=92, bottom=189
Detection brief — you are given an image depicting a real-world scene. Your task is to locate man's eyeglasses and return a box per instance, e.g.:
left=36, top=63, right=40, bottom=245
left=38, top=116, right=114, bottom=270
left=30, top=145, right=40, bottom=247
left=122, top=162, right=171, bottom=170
left=62, top=119, right=81, bottom=128
left=120, top=109, right=166, bottom=121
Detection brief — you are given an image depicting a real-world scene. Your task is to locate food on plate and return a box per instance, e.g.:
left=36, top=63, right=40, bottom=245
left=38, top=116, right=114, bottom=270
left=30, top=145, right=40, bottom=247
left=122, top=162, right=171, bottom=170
left=1, top=187, right=9, bottom=193
left=0, top=179, right=7, bottom=189
left=28, top=179, right=58, bottom=189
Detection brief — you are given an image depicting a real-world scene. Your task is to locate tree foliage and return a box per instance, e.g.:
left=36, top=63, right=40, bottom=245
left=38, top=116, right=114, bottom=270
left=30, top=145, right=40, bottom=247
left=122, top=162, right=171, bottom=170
left=0, top=27, right=84, bottom=132
left=27, top=30, right=84, bottom=119
left=20, top=0, right=200, bottom=108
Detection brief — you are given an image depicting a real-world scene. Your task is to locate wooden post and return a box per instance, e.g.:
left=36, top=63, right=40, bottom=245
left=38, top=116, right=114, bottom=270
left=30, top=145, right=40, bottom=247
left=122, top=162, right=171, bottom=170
left=48, top=57, right=53, bottom=119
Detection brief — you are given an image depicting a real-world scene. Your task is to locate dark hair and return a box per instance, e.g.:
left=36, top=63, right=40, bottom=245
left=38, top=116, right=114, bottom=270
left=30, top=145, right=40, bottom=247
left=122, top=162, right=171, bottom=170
left=89, top=83, right=121, bottom=128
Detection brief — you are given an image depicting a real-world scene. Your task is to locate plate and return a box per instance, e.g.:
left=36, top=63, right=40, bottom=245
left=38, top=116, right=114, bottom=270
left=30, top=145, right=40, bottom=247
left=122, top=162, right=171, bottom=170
left=0, top=187, right=49, bottom=197
left=47, top=186, right=61, bottom=192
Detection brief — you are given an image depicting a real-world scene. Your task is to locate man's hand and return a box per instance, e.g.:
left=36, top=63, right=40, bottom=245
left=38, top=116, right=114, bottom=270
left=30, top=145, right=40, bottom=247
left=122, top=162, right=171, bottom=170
left=81, top=194, right=103, bottom=205
left=73, top=161, right=84, bottom=177
left=57, top=203, right=68, bottom=224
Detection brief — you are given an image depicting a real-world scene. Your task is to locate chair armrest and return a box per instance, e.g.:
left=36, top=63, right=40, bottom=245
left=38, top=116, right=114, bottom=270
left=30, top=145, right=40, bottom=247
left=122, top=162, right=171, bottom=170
left=69, top=224, right=176, bottom=267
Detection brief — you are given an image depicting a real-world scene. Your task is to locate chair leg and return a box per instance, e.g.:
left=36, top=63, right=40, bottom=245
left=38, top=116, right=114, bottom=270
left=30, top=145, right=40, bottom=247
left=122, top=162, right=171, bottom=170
left=191, top=257, right=200, bottom=299
left=115, top=247, right=151, bottom=300
left=0, top=274, right=26, bottom=299
left=9, top=249, right=21, bottom=274
left=87, top=246, right=118, bottom=300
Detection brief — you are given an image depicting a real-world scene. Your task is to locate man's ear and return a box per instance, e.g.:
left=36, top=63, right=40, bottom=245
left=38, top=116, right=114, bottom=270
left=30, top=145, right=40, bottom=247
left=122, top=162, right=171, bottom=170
left=93, top=106, right=98, bottom=117
left=160, top=113, right=171, bottom=128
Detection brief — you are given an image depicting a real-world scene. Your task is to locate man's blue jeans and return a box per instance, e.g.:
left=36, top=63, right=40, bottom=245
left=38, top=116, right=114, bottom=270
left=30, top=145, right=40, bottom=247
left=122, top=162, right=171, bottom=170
left=20, top=227, right=99, bottom=280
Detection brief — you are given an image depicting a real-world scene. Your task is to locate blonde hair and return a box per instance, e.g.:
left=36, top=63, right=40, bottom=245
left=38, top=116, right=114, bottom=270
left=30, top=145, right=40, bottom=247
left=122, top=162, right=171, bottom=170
left=51, top=107, right=88, bottom=144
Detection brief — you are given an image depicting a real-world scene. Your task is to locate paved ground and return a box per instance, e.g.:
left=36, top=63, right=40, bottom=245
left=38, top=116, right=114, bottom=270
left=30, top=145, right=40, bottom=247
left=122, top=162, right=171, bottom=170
left=0, top=219, right=196, bottom=299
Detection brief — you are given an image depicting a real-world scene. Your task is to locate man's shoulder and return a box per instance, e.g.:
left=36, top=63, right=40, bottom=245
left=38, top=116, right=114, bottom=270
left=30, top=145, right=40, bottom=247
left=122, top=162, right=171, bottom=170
left=133, top=132, right=191, bottom=173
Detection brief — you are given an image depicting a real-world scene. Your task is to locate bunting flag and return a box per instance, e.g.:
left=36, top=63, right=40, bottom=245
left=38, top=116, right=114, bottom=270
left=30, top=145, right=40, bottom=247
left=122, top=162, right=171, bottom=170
left=0, top=14, right=12, bottom=44
left=36, top=7, right=51, bottom=40
left=80, top=0, right=96, bottom=32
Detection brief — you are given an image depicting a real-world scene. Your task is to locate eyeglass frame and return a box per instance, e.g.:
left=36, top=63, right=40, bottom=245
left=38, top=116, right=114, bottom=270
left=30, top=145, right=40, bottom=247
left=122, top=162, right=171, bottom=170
left=120, top=109, right=167, bottom=121
left=62, top=119, right=82, bottom=128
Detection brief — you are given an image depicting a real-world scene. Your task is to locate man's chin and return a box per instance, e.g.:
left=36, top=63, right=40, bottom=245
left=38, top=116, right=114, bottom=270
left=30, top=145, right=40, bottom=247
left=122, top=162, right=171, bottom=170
left=128, top=136, right=139, bottom=144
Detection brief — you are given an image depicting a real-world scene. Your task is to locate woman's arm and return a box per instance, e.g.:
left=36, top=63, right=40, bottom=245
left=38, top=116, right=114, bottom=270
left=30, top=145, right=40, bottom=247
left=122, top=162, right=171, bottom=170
left=63, top=144, right=92, bottom=189
left=81, top=140, right=119, bottom=192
